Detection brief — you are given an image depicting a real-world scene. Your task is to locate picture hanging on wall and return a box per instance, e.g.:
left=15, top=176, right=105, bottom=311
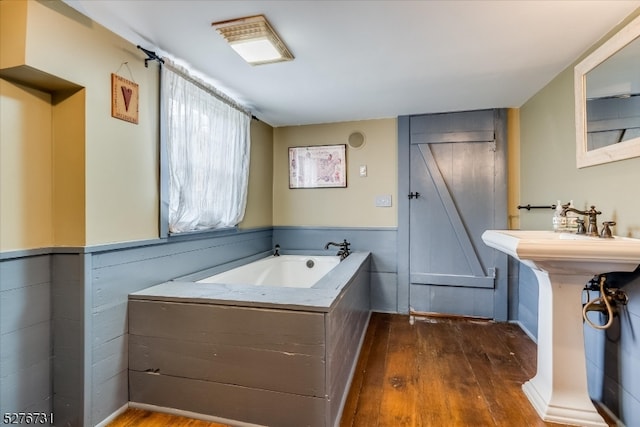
left=111, top=73, right=139, bottom=124
left=289, top=144, right=347, bottom=189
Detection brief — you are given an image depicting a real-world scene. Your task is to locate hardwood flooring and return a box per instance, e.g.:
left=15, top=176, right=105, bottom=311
left=107, top=408, right=229, bottom=427
left=109, top=313, right=614, bottom=427
left=340, top=313, right=613, bottom=427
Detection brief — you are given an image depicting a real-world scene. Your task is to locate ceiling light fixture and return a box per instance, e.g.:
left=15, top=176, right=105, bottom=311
left=212, top=15, right=294, bottom=66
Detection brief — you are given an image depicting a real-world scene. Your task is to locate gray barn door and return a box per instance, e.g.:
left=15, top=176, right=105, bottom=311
left=407, top=109, right=507, bottom=320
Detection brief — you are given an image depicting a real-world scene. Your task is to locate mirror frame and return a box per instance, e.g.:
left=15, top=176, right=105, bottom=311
left=575, top=14, right=640, bottom=168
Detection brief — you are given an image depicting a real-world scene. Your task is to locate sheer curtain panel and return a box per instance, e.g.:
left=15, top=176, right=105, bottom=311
left=161, top=62, right=251, bottom=233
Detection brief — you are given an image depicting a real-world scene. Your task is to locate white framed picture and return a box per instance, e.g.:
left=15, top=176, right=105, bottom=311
left=288, top=144, right=347, bottom=189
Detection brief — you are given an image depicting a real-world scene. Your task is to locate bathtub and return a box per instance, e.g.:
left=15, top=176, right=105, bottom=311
left=129, top=251, right=371, bottom=427
left=196, top=255, right=340, bottom=288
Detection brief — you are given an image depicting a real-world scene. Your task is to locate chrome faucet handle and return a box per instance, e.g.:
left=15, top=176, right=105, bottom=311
left=600, top=221, right=616, bottom=239
left=576, top=218, right=586, bottom=234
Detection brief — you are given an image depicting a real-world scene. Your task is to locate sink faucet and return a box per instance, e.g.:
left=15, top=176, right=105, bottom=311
left=561, top=205, right=601, bottom=237
left=324, top=239, right=351, bottom=260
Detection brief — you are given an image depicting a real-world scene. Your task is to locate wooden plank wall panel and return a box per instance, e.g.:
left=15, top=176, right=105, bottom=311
left=584, top=269, right=640, bottom=424
left=272, top=227, right=395, bottom=271
left=0, top=280, right=50, bottom=334
left=128, top=299, right=328, bottom=426
left=272, top=227, right=396, bottom=313
left=91, top=229, right=273, bottom=270
left=129, top=371, right=326, bottom=427
left=409, top=284, right=494, bottom=319
left=88, top=229, right=272, bottom=424
left=128, top=300, right=325, bottom=355
left=91, top=230, right=273, bottom=308
left=129, top=334, right=325, bottom=396
left=507, top=258, right=520, bottom=322
left=370, top=272, right=397, bottom=313
left=0, top=255, right=52, bottom=417
left=517, top=264, right=539, bottom=339
left=325, top=261, right=371, bottom=426
left=409, top=109, right=495, bottom=142
left=92, top=370, right=127, bottom=424
left=0, top=255, right=50, bottom=291
left=51, top=253, right=86, bottom=427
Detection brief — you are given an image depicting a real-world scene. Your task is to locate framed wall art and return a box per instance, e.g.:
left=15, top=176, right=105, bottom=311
left=289, top=144, right=347, bottom=189
left=111, top=73, right=139, bottom=124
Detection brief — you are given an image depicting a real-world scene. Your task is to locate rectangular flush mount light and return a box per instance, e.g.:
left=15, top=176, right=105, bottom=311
left=212, top=15, right=294, bottom=65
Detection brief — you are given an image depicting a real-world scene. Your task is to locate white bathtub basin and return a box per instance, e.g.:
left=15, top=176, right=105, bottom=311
left=482, top=229, right=640, bottom=427
left=196, top=255, right=340, bottom=288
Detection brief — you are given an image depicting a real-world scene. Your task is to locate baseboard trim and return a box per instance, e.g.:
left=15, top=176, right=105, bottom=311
left=509, top=319, right=537, bottom=344
left=94, top=403, right=129, bottom=427
left=594, top=401, right=624, bottom=427
left=128, top=402, right=265, bottom=427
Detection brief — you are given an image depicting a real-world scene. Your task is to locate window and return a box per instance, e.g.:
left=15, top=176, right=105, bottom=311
left=161, top=61, right=251, bottom=234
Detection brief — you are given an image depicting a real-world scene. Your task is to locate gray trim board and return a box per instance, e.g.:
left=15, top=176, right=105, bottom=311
left=397, top=115, right=411, bottom=314
left=0, top=227, right=271, bottom=259
left=492, top=108, right=509, bottom=321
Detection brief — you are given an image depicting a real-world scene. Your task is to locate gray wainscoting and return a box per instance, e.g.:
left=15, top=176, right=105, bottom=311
left=51, top=228, right=273, bottom=426
left=0, top=255, right=52, bottom=421
left=517, top=263, right=640, bottom=425
left=1, top=226, right=388, bottom=426
left=516, top=264, right=539, bottom=339
left=584, top=269, right=640, bottom=424
left=272, top=226, right=398, bottom=313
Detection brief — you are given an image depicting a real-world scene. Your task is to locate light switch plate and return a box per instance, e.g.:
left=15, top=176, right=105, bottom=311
left=375, top=194, right=392, bottom=207
left=359, top=165, right=367, bottom=177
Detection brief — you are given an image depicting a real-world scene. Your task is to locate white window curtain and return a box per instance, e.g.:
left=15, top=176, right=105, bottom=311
left=161, top=61, right=251, bottom=233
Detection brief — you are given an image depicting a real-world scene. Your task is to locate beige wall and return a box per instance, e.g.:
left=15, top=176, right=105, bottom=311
left=0, top=80, right=53, bottom=251
left=0, top=0, right=27, bottom=69
left=273, top=119, right=397, bottom=227
left=0, top=1, right=274, bottom=250
left=519, top=9, right=640, bottom=238
left=52, top=89, right=86, bottom=247
left=7, top=0, right=637, bottom=251
left=18, top=1, right=159, bottom=246
left=240, top=119, right=274, bottom=229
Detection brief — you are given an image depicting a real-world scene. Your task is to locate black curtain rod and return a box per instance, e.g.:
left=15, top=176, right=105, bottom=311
left=137, top=45, right=165, bottom=68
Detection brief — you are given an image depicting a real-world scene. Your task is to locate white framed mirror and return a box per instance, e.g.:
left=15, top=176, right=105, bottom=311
left=575, top=14, right=640, bottom=168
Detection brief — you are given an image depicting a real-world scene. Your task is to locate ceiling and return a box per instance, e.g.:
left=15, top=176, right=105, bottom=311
left=63, top=0, right=640, bottom=127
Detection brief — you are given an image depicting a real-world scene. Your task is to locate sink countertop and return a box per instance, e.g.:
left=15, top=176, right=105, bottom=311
left=482, top=230, right=640, bottom=274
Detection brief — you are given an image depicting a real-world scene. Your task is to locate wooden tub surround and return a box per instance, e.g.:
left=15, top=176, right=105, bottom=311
left=127, top=252, right=371, bottom=427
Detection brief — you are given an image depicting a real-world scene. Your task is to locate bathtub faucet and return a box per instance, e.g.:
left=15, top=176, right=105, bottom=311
left=324, top=239, right=351, bottom=260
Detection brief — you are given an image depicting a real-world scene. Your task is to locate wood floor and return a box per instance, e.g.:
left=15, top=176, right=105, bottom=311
left=340, top=313, right=613, bottom=427
left=109, top=313, right=614, bottom=427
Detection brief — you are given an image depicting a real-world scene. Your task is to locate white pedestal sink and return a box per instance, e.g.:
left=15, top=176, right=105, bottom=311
left=481, top=230, right=640, bottom=427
